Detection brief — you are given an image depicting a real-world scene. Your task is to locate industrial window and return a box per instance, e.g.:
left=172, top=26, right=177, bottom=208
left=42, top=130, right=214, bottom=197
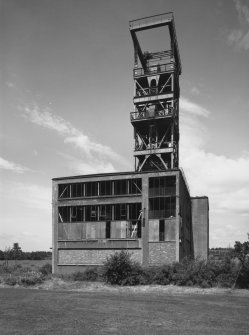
left=99, top=205, right=112, bottom=221
left=127, top=220, right=141, bottom=238
left=128, top=203, right=142, bottom=220
left=85, top=205, right=98, bottom=221
left=159, top=219, right=165, bottom=241
left=114, top=180, right=127, bottom=195
left=58, top=184, right=70, bottom=198
left=128, top=179, right=142, bottom=194
left=85, top=182, right=98, bottom=197
left=71, top=183, right=84, bottom=197
left=58, top=206, right=70, bottom=222
left=149, top=196, right=176, bottom=219
left=149, top=176, right=176, bottom=197
left=99, top=180, right=112, bottom=196
left=106, top=221, right=111, bottom=238
left=114, top=204, right=127, bottom=220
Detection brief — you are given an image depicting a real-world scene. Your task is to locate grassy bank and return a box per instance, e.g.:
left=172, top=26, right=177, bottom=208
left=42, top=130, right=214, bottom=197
left=0, top=287, right=249, bottom=335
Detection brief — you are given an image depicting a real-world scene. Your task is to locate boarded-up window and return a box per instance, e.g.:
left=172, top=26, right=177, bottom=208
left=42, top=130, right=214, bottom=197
left=149, top=220, right=159, bottom=241
left=165, top=220, right=175, bottom=240
left=58, top=222, right=82, bottom=240
left=110, top=221, right=127, bottom=238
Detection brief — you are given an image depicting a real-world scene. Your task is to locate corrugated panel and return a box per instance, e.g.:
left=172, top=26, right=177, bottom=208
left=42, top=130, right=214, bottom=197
left=165, top=220, right=175, bottom=240
left=95, top=222, right=106, bottom=239
left=67, top=222, right=81, bottom=240
left=58, top=223, right=64, bottom=240
left=86, top=222, right=92, bottom=239
left=58, top=222, right=82, bottom=240
left=82, top=223, right=87, bottom=239
left=91, top=223, right=96, bottom=239
left=121, top=221, right=127, bottom=238
left=149, top=219, right=159, bottom=241
left=111, top=221, right=121, bottom=238
left=100, top=222, right=106, bottom=239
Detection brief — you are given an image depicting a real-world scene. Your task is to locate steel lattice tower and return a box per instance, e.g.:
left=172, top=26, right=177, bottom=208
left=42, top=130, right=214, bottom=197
left=129, top=13, right=182, bottom=171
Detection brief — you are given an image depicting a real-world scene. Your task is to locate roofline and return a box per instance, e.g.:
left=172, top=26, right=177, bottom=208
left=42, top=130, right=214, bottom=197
left=52, top=168, right=181, bottom=181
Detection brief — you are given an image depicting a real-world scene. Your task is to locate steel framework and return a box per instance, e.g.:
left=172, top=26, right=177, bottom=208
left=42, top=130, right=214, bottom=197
left=129, top=12, right=182, bottom=171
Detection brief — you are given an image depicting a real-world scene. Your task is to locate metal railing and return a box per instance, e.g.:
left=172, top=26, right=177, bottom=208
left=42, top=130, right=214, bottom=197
left=131, top=107, right=174, bottom=121
left=134, top=62, right=175, bottom=77
left=129, top=12, right=173, bottom=30
left=135, top=86, right=172, bottom=97
left=135, top=141, right=175, bottom=151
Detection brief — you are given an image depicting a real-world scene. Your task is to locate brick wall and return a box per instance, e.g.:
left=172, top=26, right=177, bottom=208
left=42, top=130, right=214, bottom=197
left=58, top=249, right=142, bottom=265
left=148, top=242, right=176, bottom=265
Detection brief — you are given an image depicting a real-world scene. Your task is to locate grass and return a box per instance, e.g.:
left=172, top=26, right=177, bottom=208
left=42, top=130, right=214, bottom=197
left=0, top=287, right=248, bottom=334
left=0, top=259, right=51, bottom=269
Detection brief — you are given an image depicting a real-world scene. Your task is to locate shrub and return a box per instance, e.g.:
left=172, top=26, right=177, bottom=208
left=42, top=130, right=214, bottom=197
left=39, top=263, right=52, bottom=276
left=236, top=259, right=249, bottom=289
left=200, top=280, right=211, bottom=288
left=72, top=267, right=99, bottom=281
left=5, top=275, right=18, bottom=286
left=19, top=271, right=44, bottom=286
left=151, top=265, right=171, bottom=285
left=103, top=251, right=137, bottom=285
left=121, top=263, right=144, bottom=286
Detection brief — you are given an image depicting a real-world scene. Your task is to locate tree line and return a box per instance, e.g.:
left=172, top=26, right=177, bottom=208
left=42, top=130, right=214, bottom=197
left=0, top=243, right=52, bottom=261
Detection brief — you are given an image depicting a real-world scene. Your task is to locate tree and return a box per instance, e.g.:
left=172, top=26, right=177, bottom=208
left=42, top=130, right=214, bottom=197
left=11, top=243, right=23, bottom=262
left=233, top=235, right=249, bottom=288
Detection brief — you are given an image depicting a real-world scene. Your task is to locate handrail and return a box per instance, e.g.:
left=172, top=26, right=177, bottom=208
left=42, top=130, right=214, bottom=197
left=131, top=107, right=174, bottom=121
left=134, top=62, right=175, bottom=77
left=135, top=141, right=176, bottom=151
left=129, top=12, right=173, bottom=30
left=135, top=86, right=172, bottom=97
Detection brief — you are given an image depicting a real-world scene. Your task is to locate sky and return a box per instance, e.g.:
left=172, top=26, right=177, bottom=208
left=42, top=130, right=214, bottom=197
left=0, top=0, right=249, bottom=251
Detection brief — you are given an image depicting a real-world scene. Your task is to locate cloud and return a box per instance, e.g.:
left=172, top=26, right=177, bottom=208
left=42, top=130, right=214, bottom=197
left=180, top=97, right=210, bottom=117
left=58, top=152, right=116, bottom=175
left=227, top=0, right=249, bottom=50
left=180, top=96, right=249, bottom=214
left=19, top=102, right=130, bottom=172
left=179, top=96, right=249, bottom=246
left=0, top=181, right=51, bottom=212
left=0, top=156, right=30, bottom=174
left=190, top=86, right=200, bottom=95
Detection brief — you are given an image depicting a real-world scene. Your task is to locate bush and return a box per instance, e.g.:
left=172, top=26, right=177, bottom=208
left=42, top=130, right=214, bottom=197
left=39, top=263, right=52, bottom=276
left=5, top=275, right=18, bottom=286
left=236, top=259, right=249, bottom=288
left=103, top=251, right=138, bottom=285
left=72, top=267, right=99, bottom=281
left=19, top=271, right=44, bottom=286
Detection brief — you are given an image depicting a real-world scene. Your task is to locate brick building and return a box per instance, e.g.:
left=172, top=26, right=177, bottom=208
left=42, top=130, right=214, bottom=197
left=52, top=13, right=209, bottom=274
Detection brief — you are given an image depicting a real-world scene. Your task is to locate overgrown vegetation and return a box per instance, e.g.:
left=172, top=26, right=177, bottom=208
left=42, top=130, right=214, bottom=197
left=99, top=242, right=249, bottom=288
left=0, top=262, right=52, bottom=287
left=1, top=238, right=248, bottom=289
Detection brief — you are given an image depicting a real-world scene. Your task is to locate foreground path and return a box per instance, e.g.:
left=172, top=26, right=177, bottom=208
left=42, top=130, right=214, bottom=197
left=0, top=287, right=248, bottom=335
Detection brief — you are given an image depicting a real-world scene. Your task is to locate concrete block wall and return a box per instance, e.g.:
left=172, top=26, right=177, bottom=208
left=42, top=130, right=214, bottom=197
left=148, top=242, right=176, bottom=265
left=58, top=249, right=142, bottom=266
left=191, top=196, right=209, bottom=259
